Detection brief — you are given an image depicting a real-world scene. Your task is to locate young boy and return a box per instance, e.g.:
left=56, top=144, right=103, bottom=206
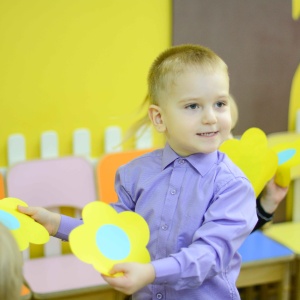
left=19, top=44, right=257, bottom=299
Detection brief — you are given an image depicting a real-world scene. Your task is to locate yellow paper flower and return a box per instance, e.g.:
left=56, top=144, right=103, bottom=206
left=0, top=197, right=49, bottom=251
left=270, top=139, right=300, bottom=187
left=220, top=128, right=278, bottom=197
left=69, top=201, right=151, bottom=276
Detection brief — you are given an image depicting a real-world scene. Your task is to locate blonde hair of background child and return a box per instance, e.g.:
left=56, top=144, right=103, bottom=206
left=0, top=223, right=23, bottom=300
left=126, top=44, right=229, bottom=141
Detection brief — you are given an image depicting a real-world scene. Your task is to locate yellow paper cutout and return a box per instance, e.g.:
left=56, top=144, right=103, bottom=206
left=270, top=140, right=300, bottom=187
left=69, top=201, right=151, bottom=276
left=288, top=64, right=300, bottom=131
left=292, top=0, right=300, bottom=20
left=220, top=128, right=278, bottom=197
left=0, top=197, right=50, bottom=251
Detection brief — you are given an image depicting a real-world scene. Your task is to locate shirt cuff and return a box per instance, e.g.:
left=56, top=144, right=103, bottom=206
left=55, top=215, right=83, bottom=241
left=151, top=256, right=181, bottom=285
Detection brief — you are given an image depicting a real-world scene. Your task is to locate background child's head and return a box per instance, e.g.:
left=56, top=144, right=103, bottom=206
left=0, top=223, right=23, bottom=300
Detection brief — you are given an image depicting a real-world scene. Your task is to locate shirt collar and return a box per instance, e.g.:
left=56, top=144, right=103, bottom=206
left=162, top=144, right=219, bottom=176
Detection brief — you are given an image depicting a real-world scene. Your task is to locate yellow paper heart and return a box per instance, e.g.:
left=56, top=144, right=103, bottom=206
left=220, top=128, right=278, bottom=197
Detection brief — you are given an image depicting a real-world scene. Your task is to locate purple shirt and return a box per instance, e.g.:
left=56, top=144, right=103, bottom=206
left=56, top=144, right=257, bottom=300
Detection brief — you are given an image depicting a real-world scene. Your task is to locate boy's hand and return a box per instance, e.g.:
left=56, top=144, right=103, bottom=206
left=260, top=178, right=288, bottom=214
left=17, top=205, right=61, bottom=236
left=102, top=262, right=155, bottom=295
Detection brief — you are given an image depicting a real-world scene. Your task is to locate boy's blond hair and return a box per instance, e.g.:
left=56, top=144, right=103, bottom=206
left=128, top=44, right=229, bottom=140
left=229, top=94, right=239, bottom=130
left=0, top=223, right=23, bottom=300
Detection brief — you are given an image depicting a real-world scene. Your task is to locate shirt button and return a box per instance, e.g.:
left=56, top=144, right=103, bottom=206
left=156, top=293, right=163, bottom=299
left=178, top=159, right=185, bottom=164
left=161, top=224, right=168, bottom=230
left=170, top=189, right=176, bottom=195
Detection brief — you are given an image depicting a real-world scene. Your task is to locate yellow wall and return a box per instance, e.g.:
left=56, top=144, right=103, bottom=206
left=0, top=0, right=171, bottom=167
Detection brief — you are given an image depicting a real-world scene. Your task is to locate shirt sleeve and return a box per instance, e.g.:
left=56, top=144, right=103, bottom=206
left=152, top=177, right=258, bottom=289
left=55, top=215, right=83, bottom=241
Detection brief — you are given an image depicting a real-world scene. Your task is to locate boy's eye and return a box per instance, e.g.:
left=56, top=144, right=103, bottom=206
left=216, top=101, right=226, bottom=108
left=186, top=103, right=199, bottom=109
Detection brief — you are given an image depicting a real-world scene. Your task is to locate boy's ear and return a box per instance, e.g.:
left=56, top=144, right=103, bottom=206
left=148, top=105, right=166, bottom=132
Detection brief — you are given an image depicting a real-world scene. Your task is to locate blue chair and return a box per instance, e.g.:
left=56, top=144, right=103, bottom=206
left=237, top=230, right=294, bottom=300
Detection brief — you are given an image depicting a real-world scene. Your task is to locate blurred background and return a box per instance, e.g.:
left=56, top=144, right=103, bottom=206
left=1, top=0, right=299, bottom=166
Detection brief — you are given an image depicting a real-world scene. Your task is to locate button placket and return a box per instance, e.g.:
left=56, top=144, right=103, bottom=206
left=155, top=161, right=187, bottom=259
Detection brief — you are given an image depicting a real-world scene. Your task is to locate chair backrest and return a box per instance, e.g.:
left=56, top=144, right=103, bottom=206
left=0, top=173, right=5, bottom=199
left=6, top=156, right=96, bottom=258
left=96, top=149, right=153, bottom=204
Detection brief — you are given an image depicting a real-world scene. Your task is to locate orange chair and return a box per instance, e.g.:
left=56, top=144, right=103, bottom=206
left=0, top=173, right=5, bottom=199
left=96, top=149, right=153, bottom=203
left=21, top=283, right=32, bottom=300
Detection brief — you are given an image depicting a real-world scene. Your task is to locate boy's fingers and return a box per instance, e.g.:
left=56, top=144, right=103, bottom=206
left=17, top=205, right=36, bottom=216
left=110, top=265, right=121, bottom=273
left=109, top=263, right=127, bottom=275
left=17, top=205, right=27, bottom=212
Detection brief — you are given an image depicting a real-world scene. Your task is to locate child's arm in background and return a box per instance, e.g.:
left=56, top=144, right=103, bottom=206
left=18, top=205, right=61, bottom=235
left=18, top=205, right=83, bottom=240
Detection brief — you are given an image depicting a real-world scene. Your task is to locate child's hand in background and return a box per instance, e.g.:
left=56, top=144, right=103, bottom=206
left=102, top=262, right=155, bottom=295
left=17, top=205, right=61, bottom=236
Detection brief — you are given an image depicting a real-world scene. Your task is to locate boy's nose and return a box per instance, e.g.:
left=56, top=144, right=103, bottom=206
left=202, top=109, right=217, bottom=124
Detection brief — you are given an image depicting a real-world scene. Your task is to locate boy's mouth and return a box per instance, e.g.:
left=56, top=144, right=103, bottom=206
left=197, top=131, right=218, bottom=137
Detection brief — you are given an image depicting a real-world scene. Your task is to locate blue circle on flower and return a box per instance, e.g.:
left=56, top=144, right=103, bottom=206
left=96, top=224, right=130, bottom=260
left=0, top=210, right=20, bottom=230
left=278, top=149, right=296, bottom=165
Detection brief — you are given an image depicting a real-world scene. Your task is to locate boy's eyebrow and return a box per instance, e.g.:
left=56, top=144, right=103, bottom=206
left=178, top=97, right=202, bottom=104
left=179, top=94, right=229, bottom=103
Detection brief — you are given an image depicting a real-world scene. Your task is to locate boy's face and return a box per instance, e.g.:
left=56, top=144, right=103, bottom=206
left=149, top=68, right=231, bottom=156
